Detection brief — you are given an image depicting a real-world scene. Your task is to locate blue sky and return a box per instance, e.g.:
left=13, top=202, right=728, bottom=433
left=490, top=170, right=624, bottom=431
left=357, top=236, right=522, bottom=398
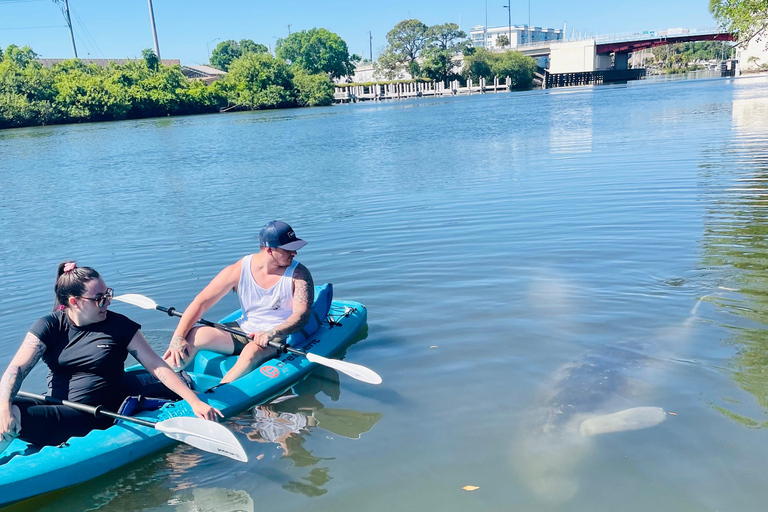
left=1, top=0, right=718, bottom=64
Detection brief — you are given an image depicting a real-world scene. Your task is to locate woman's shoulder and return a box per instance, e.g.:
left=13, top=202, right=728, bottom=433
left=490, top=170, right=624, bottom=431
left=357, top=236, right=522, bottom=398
left=28, top=310, right=67, bottom=340
left=105, top=310, right=140, bottom=328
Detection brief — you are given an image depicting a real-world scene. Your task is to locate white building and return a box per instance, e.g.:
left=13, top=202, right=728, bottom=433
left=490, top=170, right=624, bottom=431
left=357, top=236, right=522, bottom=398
left=736, top=31, right=768, bottom=73
left=470, top=25, right=563, bottom=50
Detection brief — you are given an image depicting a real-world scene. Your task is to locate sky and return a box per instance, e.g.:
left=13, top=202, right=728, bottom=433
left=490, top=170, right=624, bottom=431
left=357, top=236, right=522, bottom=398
left=0, top=0, right=719, bottom=65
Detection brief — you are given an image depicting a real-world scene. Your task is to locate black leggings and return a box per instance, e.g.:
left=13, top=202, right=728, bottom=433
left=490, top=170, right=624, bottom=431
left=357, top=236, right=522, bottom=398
left=14, top=370, right=185, bottom=447
left=13, top=396, right=112, bottom=446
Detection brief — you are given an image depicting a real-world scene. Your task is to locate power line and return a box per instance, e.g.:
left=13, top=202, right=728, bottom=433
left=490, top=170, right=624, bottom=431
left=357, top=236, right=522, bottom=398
left=0, top=25, right=66, bottom=30
left=71, top=5, right=104, bottom=58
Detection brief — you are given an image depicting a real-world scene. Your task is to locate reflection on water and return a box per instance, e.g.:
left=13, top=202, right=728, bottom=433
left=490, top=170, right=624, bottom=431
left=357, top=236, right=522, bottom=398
left=704, top=80, right=768, bottom=427
left=232, top=366, right=382, bottom=498
left=549, top=91, right=593, bottom=155
left=173, top=487, right=254, bottom=512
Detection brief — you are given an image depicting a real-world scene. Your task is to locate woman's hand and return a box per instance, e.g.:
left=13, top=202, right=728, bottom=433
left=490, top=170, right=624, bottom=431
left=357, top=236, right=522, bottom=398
left=163, top=335, right=191, bottom=369
left=190, top=399, right=224, bottom=422
left=0, top=406, right=20, bottom=442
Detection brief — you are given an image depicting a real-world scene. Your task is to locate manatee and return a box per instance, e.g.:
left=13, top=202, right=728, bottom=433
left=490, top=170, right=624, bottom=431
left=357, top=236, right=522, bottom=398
left=513, top=341, right=668, bottom=504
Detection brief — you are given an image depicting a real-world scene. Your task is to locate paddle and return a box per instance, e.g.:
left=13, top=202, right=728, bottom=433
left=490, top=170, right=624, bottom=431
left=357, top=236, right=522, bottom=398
left=16, top=391, right=248, bottom=462
left=114, top=293, right=382, bottom=385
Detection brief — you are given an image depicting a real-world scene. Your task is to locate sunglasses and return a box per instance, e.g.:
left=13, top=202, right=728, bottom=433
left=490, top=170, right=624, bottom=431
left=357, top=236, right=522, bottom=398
left=78, top=288, right=114, bottom=307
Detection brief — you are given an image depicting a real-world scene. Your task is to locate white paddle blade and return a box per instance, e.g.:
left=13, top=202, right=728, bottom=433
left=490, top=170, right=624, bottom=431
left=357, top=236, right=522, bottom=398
left=113, top=293, right=158, bottom=310
left=157, top=417, right=248, bottom=462
left=305, top=352, right=382, bottom=385
left=0, top=437, right=12, bottom=456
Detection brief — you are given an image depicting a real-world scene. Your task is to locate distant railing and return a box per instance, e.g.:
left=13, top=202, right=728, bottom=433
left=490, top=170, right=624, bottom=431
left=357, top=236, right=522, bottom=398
left=515, top=27, right=726, bottom=51
left=593, top=27, right=722, bottom=45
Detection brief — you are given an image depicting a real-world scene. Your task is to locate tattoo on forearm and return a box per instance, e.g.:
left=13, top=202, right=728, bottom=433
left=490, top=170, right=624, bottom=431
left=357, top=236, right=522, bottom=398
left=1, top=335, right=45, bottom=403
left=128, top=349, right=139, bottom=361
left=169, top=335, right=187, bottom=351
left=0, top=367, right=22, bottom=404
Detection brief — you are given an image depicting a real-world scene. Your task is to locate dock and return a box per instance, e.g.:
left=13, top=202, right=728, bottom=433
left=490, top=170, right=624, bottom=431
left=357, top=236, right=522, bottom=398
left=334, top=77, right=515, bottom=103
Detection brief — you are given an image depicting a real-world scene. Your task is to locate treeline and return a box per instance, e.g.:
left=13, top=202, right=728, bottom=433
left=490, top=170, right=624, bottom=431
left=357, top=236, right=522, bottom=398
left=1, top=28, right=355, bottom=129
left=635, top=41, right=735, bottom=72
left=375, top=19, right=537, bottom=90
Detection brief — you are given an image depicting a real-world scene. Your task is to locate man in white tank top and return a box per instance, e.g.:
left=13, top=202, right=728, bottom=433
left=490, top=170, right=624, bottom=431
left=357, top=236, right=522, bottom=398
left=163, top=221, right=314, bottom=384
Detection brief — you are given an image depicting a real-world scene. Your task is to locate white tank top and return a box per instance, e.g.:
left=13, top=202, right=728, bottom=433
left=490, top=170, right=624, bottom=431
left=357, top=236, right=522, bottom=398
left=236, top=254, right=297, bottom=333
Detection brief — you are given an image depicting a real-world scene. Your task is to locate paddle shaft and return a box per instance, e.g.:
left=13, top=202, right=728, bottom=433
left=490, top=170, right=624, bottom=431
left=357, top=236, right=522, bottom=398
left=157, top=305, right=309, bottom=358
left=17, top=391, right=156, bottom=428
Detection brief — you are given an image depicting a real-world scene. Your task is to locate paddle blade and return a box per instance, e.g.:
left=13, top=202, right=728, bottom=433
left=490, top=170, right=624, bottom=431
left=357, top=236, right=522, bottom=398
left=305, top=352, right=382, bottom=385
left=113, top=293, right=158, bottom=310
left=156, top=417, right=248, bottom=462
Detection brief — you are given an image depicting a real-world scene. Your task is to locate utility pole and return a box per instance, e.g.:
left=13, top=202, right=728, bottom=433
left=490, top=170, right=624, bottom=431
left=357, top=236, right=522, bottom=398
left=528, top=0, right=531, bottom=43
left=52, top=0, right=77, bottom=58
left=288, top=24, right=292, bottom=35
left=147, top=0, right=160, bottom=60
left=503, top=1, right=512, bottom=48
left=369, top=31, right=373, bottom=61
left=485, top=0, right=488, bottom=49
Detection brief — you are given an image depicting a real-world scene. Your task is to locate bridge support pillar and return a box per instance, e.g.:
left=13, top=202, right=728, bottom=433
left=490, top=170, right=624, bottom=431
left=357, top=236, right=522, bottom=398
left=614, top=53, right=629, bottom=70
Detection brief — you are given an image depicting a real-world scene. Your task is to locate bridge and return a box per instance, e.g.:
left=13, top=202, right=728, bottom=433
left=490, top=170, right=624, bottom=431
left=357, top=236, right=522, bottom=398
left=513, top=27, right=734, bottom=74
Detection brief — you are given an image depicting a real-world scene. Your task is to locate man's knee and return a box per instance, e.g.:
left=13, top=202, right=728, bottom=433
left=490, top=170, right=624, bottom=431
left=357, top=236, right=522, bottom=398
left=239, top=342, right=263, bottom=362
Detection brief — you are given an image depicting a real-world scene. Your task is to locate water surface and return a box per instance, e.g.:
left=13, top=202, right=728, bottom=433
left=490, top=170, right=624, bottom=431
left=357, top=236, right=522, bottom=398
left=2, top=75, right=768, bottom=511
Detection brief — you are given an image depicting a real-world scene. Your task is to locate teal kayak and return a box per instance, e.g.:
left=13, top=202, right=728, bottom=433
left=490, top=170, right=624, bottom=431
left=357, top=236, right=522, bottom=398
left=0, top=294, right=367, bottom=507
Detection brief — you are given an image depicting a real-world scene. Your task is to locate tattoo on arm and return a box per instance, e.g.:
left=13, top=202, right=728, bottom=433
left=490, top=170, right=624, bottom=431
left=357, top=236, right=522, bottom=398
left=169, top=335, right=187, bottom=351
left=0, top=333, right=45, bottom=404
left=271, top=265, right=314, bottom=339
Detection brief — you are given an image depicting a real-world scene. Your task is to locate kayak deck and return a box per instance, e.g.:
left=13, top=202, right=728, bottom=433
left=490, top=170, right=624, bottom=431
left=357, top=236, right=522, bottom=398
left=0, top=300, right=367, bottom=507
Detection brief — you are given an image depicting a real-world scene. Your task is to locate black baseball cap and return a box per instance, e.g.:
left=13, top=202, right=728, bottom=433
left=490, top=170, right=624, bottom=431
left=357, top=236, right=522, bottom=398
left=259, top=221, right=307, bottom=251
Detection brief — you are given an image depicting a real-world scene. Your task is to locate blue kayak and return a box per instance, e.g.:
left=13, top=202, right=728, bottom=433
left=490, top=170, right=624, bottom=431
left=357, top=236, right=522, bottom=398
left=0, top=293, right=367, bottom=507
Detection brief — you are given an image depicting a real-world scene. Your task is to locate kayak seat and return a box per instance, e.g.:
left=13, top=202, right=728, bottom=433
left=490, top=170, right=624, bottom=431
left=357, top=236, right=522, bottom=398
left=116, top=396, right=173, bottom=418
left=192, top=350, right=237, bottom=377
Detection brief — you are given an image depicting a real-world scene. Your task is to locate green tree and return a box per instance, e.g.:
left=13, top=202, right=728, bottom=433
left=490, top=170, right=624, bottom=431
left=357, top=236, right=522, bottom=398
left=2, top=44, right=38, bottom=67
left=462, top=48, right=536, bottom=89
left=210, top=39, right=268, bottom=71
left=276, top=28, right=355, bottom=79
left=0, top=45, right=57, bottom=128
left=709, top=0, right=768, bottom=44
left=490, top=51, right=536, bottom=88
left=421, top=22, right=468, bottom=82
left=239, top=40, right=269, bottom=55
left=219, top=52, right=295, bottom=109
left=496, top=34, right=510, bottom=47
left=142, top=48, right=159, bottom=71
left=462, top=48, right=495, bottom=81
left=378, top=19, right=429, bottom=78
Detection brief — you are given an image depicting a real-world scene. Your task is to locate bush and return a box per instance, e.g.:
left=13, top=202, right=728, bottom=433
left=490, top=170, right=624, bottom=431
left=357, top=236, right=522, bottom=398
left=292, top=70, right=334, bottom=106
left=220, top=53, right=295, bottom=109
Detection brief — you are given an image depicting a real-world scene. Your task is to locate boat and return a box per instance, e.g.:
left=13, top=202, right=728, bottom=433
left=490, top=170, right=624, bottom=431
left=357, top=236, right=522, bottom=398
left=0, top=286, right=367, bottom=507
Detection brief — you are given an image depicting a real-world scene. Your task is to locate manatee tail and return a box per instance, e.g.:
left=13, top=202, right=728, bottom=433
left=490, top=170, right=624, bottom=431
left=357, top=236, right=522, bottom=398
left=579, top=406, right=667, bottom=437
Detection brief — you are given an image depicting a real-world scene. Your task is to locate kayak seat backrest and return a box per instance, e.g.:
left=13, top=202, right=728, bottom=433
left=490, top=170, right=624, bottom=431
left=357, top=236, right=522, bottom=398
left=194, top=284, right=333, bottom=378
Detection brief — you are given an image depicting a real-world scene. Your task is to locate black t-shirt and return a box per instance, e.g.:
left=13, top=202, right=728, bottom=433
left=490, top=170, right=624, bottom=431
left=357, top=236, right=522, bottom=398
left=29, top=310, right=140, bottom=410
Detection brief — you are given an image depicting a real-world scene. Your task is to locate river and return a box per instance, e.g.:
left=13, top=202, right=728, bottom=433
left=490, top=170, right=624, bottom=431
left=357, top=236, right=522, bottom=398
left=1, top=75, right=768, bottom=511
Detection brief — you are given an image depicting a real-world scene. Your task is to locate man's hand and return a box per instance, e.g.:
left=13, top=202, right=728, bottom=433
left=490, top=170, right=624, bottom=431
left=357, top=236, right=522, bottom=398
left=163, top=335, right=191, bottom=369
left=248, top=331, right=273, bottom=348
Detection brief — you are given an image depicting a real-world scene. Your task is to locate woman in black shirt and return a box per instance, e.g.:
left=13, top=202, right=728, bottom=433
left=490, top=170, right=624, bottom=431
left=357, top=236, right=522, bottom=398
left=0, top=262, right=221, bottom=450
